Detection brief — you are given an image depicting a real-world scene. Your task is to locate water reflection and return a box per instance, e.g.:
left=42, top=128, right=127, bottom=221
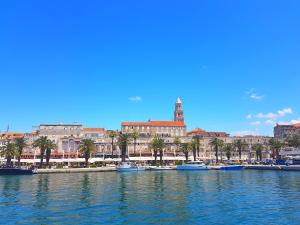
left=80, top=174, right=91, bottom=207
left=33, top=175, right=49, bottom=209
left=1, top=171, right=300, bottom=225
left=1, top=176, right=21, bottom=206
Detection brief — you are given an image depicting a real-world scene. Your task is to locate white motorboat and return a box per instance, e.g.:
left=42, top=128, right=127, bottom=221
left=117, top=162, right=145, bottom=172
left=150, top=166, right=174, bottom=171
left=176, top=161, right=208, bottom=171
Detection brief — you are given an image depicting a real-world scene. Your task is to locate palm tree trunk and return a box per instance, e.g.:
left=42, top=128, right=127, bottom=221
left=40, top=150, right=44, bottom=168
left=215, top=146, right=219, bottom=163
left=85, top=156, right=89, bottom=167
left=159, top=149, right=163, bottom=166
left=185, top=152, right=189, bottom=162
left=6, top=157, right=12, bottom=166
left=111, top=138, right=114, bottom=158
left=134, top=140, right=136, bottom=155
left=17, top=156, right=21, bottom=167
left=154, top=150, right=157, bottom=165
left=121, top=144, right=126, bottom=162
left=276, top=149, right=280, bottom=160
left=193, top=149, right=196, bottom=161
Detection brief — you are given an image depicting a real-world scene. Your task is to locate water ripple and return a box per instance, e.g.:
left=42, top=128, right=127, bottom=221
left=1, top=170, right=300, bottom=224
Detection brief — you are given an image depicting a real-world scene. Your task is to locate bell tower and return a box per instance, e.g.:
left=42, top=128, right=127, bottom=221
left=174, top=98, right=184, bottom=122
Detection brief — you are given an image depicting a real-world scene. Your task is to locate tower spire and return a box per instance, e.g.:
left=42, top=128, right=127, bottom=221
left=174, top=98, right=184, bottom=122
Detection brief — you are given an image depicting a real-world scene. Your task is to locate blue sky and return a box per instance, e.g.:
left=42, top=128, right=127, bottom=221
left=1, top=0, right=300, bottom=136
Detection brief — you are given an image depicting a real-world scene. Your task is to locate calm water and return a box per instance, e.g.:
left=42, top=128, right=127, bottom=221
left=1, top=170, right=300, bottom=225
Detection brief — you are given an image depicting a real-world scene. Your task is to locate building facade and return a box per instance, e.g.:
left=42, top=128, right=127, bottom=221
left=0, top=98, right=274, bottom=164
left=122, top=98, right=187, bottom=137
left=274, top=123, right=300, bottom=139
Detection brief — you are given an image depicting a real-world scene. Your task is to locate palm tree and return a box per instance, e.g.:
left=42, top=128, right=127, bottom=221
left=150, top=136, right=159, bottom=165
left=79, top=139, right=96, bottom=167
left=173, top=137, right=181, bottom=157
left=33, top=136, right=49, bottom=168
left=269, top=138, right=283, bottom=159
left=193, top=135, right=202, bottom=157
left=253, top=143, right=264, bottom=161
left=15, top=137, right=27, bottom=167
left=286, top=135, right=300, bottom=148
left=150, top=135, right=165, bottom=166
left=180, top=142, right=191, bottom=162
left=0, top=142, right=17, bottom=165
left=117, top=133, right=132, bottom=162
left=109, top=131, right=118, bottom=158
left=45, top=140, right=57, bottom=167
left=224, top=143, right=233, bottom=160
left=209, top=138, right=224, bottom=163
left=190, top=139, right=198, bottom=161
left=131, top=132, right=140, bottom=156
left=233, top=139, right=247, bottom=161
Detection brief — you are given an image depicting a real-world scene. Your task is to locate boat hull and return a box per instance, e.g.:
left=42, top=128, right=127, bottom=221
left=0, top=168, right=34, bottom=175
left=117, top=167, right=145, bottom=172
left=176, top=165, right=208, bottom=171
left=218, top=165, right=244, bottom=171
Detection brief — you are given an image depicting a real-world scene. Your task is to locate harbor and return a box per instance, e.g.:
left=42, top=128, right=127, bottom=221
left=31, top=164, right=300, bottom=174
left=1, top=169, right=300, bottom=225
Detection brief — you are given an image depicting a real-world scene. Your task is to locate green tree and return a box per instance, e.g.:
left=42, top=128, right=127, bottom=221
left=15, top=137, right=27, bottom=167
left=33, top=136, right=49, bottom=168
left=79, top=139, right=96, bottom=167
left=269, top=138, right=283, bottom=159
left=117, top=133, right=132, bottom=162
left=190, top=139, right=198, bottom=161
left=45, top=140, right=57, bottom=167
left=173, top=137, right=181, bottom=157
left=180, top=142, right=192, bottom=162
left=151, top=135, right=166, bottom=166
left=253, top=143, right=264, bottom=161
left=286, top=135, right=300, bottom=148
left=109, top=131, right=118, bottom=158
left=193, top=135, right=202, bottom=157
left=224, top=143, right=233, bottom=160
left=131, top=132, right=140, bottom=156
left=209, top=138, right=224, bottom=163
left=233, top=139, right=248, bottom=160
left=0, top=142, right=17, bottom=165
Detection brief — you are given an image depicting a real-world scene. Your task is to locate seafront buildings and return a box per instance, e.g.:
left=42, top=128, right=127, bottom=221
left=274, top=123, right=300, bottom=139
left=0, top=98, right=275, bottom=165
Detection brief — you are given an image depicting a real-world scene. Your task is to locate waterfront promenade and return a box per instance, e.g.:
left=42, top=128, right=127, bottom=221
left=33, top=164, right=300, bottom=174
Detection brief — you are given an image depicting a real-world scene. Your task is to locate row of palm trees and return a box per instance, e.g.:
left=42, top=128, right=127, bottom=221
left=208, top=135, right=300, bottom=163
left=2, top=133, right=300, bottom=168
left=0, top=136, right=98, bottom=168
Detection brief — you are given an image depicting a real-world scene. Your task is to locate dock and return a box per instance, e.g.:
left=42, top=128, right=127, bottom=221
left=245, top=165, right=300, bottom=171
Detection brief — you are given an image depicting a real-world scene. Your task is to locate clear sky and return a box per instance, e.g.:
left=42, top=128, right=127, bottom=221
left=1, top=0, right=300, bottom=136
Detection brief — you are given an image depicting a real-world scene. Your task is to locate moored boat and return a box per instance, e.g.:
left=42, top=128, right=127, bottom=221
left=176, top=161, right=208, bottom=171
left=0, top=166, right=36, bottom=175
left=218, top=165, right=244, bottom=171
left=150, top=166, right=174, bottom=171
left=117, top=162, right=145, bottom=172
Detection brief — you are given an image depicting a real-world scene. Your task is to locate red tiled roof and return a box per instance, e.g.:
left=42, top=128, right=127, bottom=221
left=276, top=123, right=300, bottom=128
left=0, top=132, right=24, bottom=140
left=122, top=121, right=185, bottom=127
